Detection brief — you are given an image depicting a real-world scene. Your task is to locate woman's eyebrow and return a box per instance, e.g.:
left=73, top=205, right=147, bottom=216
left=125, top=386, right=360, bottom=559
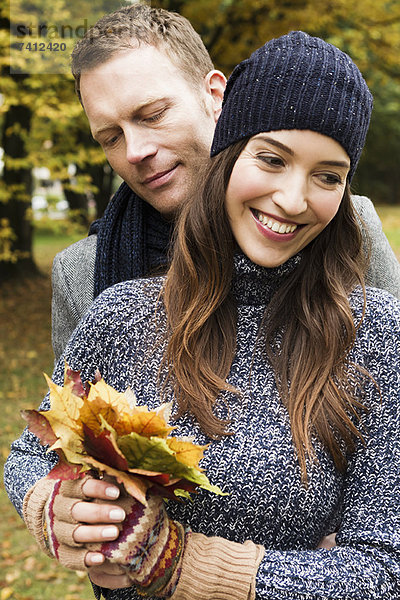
left=253, top=136, right=294, bottom=156
left=319, top=160, right=350, bottom=169
left=253, top=136, right=350, bottom=169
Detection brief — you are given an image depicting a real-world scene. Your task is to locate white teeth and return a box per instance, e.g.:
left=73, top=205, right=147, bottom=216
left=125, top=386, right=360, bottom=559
left=255, top=211, right=297, bottom=234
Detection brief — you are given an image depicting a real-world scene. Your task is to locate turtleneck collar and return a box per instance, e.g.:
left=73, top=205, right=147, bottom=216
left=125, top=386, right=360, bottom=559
left=232, top=251, right=302, bottom=306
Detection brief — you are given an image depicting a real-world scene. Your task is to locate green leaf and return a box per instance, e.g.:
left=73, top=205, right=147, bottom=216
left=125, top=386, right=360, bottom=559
left=118, top=432, right=227, bottom=496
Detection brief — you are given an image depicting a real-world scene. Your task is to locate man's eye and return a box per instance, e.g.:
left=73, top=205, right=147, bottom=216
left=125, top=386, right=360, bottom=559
left=103, top=134, right=120, bottom=148
left=144, top=109, right=167, bottom=123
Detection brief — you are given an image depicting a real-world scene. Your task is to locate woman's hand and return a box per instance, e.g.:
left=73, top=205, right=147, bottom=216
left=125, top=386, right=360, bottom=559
left=317, top=532, right=337, bottom=549
left=87, top=493, right=185, bottom=595
left=68, top=476, right=126, bottom=567
left=88, top=560, right=132, bottom=589
left=23, top=474, right=126, bottom=571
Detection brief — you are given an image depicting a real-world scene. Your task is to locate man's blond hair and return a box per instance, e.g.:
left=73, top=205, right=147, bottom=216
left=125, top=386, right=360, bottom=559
left=71, top=3, right=214, bottom=102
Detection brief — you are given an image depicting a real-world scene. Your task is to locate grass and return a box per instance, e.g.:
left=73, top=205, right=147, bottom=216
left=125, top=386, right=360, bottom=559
left=0, top=208, right=399, bottom=599
left=0, top=227, right=94, bottom=600
left=375, top=205, right=400, bottom=258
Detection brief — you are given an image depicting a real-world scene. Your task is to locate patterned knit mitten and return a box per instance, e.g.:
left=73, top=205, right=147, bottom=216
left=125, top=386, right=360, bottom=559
left=89, top=493, right=186, bottom=598
left=23, top=476, right=91, bottom=570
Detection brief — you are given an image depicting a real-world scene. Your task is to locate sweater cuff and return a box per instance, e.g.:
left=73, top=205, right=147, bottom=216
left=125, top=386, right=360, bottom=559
left=23, top=477, right=56, bottom=558
left=170, top=533, right=265, bottom=600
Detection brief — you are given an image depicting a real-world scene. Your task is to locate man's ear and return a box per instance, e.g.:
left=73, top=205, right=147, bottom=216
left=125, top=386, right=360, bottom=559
left=204, top=70, right=226, bottom=122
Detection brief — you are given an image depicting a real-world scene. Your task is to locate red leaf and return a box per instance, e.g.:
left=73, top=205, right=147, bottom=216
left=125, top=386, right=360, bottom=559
left=21, top=410, right=57, bottom=446
left=64, top=365, right=88, bottom=398
left=83, top=423, right=129, bottom=471
left=148, top=478, right=198, bottom=500
left=48, top=452, right=86, bottom=480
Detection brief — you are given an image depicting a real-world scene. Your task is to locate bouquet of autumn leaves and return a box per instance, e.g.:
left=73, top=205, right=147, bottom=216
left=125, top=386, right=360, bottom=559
left=22, top=364, right=224, bottom=505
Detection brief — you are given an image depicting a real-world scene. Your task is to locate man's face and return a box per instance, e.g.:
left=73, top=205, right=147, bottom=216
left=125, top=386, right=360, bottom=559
left=80, top=45, right=223, bottom=218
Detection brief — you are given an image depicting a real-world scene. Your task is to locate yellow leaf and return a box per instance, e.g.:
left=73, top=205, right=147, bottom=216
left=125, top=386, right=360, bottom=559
left=167, top=438, right=208, bottom=468
left=40, top=375, right=84, bottom=450
left=1, top=588, right=14, bottom=600
left=87, top=379, right=127, bottom=413
left=79, top=396, right=119, bottom=435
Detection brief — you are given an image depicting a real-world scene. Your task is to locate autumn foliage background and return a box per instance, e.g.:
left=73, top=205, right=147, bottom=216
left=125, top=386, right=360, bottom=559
left=1, top=0, right=400, bottom=598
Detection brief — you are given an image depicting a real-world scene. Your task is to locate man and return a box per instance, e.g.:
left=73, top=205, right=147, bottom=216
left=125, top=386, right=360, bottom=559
left=52, top=3, right=400, bottom=362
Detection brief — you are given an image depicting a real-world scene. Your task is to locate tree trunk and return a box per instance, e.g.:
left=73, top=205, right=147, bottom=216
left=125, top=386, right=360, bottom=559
left=89, top=163, right=114, bottom=219
left=63, top=183, right=90, bottom=228
left=0, top=99, right=38, bottom=280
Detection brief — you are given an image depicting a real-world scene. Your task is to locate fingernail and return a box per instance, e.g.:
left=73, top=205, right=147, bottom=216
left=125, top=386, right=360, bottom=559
left=102, top=526, right=119, bottom=539
left=91, top=554, right=104, bottom=564
left=105, top=487, right=120, bottom=499
left=109, top=508, right=125, bottom=521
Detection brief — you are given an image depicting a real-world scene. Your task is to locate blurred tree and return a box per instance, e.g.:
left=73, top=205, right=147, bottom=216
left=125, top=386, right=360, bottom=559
left=0, top=8, right=36, bottom=278
left=1, top=0, right=399, bottom=279
left=0, top=0, right=126, bottom=279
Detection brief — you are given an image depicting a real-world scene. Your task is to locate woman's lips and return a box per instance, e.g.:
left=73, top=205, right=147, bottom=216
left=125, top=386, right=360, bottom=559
left=250, top=208, right=303, bottom=240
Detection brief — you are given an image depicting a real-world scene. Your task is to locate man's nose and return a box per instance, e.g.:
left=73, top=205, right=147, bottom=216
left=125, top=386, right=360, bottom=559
left=271, top=174, right=308, bottom=216
left=125, top=127, right=157, bottom=164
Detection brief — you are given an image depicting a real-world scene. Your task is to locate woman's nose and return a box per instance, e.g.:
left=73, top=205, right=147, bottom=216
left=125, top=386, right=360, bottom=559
left=271, top=175, right=308, bottom=216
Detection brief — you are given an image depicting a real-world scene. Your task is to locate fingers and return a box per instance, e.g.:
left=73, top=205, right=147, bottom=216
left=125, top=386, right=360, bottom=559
left=71, top=501, right=125, bottom=543
left=73, top=524, right=120, bottom=544
left=86, top=555, right=133, bottom=588
left=81, top=477, right=120, bottom=501
left=86, top=556, right=125, bottom=573
left=88, top=563, right=132, bottom=589
left=71, top=501, right=125, bottom=524
left=317, top=532, right=337, bottom=550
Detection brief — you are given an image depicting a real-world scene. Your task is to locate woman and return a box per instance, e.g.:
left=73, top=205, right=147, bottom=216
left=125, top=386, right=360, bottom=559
left=5, top=31, right=400, bottom=599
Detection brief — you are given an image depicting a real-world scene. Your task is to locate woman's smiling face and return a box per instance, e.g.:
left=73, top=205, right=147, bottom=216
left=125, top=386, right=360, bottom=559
left=225, top=129, right=350, bottom=268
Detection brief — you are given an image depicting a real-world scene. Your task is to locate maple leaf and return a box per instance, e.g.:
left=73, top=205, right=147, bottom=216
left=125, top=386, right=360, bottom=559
left=23, top=365, right=227, bottom=504
left=117, top=407, right=175, bottom=439
left=64, top=363, right=89, bottom=398
left=166, top=437, right=208, bottom=468
left=82, top=424, right=129, bottom=471
left=41, top=374, right=84, bottom=451
left=83, top=455, right=150, bottom=505
left=79, top=396, right=119, bottom=436
left=47, top=451, right=88, bottom=481
left=21, top=410, right=58, bottom=447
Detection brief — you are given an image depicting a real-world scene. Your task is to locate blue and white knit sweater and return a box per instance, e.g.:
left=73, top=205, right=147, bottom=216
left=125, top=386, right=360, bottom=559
left=4, top=253, right=400, bottom=599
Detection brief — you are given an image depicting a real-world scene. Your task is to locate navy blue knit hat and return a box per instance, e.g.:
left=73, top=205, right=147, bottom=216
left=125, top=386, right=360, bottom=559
left=211, top=31, right=373, bottom=180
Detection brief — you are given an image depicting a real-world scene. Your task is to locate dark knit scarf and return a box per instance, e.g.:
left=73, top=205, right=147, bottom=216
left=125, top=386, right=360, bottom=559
left=89, top=181, right=173, bottom=299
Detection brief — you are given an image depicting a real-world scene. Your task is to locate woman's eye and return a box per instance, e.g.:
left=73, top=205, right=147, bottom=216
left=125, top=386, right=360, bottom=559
left=257, top=154, right=284, bottom=167
left=318, top=173, right=343, bottom=185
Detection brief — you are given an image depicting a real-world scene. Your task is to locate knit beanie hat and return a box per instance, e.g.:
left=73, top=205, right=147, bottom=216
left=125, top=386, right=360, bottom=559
left=211, top=31, right=373, bottom=180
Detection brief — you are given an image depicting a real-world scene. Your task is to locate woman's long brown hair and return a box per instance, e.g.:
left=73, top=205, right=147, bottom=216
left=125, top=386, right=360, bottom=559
left=162, top=138, right=368, bottom=481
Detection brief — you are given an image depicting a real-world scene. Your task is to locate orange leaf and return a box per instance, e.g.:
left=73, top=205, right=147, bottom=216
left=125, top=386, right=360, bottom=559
left=79, top=396, right=119, bottom=435
left=119, top=410, right=174, bottom=438
left=82, top=456, right=150, bottom=505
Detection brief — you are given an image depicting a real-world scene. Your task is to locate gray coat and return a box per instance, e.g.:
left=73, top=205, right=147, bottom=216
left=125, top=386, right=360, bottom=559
left=51, top=195, right=400, bottom=362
